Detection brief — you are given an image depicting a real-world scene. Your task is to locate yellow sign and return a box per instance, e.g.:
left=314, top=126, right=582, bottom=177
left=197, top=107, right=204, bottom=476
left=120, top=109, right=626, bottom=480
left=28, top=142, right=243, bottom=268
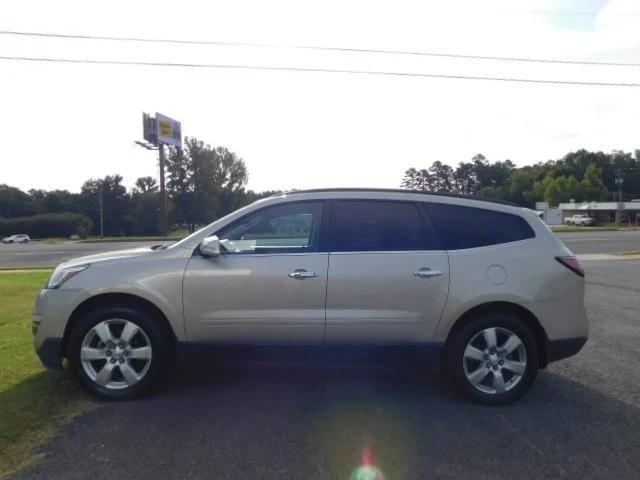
left=158, top=120, right=172, bottom=138
left=155, top=112, right=182, bottom=147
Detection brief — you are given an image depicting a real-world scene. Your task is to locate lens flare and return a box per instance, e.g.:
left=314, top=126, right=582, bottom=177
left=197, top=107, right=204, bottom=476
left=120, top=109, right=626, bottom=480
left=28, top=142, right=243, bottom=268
left=350, top=445, right=385, bottom=480
left=350, top=465, right=384, bottom=480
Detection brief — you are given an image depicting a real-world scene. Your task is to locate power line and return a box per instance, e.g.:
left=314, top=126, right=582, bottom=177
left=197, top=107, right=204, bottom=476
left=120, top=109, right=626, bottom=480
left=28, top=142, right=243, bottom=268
left=2, top=55, right=640, bottom=87
left=505, top=8, right=640, bottom=16
left=1, top=30, right=639, bottom=68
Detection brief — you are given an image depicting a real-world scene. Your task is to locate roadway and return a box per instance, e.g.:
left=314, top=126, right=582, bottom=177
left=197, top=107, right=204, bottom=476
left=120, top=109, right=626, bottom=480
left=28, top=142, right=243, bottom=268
left=10, top=260, right=640, bottom=480
left=1, top=230, right=640, bottom=268
left=557, top=230, right=640, bottom=255
left=0, top=241, right=159, bottom=269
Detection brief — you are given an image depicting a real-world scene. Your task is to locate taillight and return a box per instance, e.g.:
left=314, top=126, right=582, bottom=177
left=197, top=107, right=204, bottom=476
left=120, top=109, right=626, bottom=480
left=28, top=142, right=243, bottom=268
left=555, top=256, right=585, bottom=277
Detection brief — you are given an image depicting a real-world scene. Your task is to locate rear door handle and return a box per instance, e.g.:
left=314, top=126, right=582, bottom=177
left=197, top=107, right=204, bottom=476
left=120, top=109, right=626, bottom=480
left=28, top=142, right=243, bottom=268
left=288, top=269, right=319, bottom=279
left=414, top=267, right=443, bottom=278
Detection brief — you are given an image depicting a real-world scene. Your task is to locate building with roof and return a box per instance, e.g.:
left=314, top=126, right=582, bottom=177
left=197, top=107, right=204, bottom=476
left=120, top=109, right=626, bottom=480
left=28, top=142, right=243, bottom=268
left=537, top=200, right=640, bottom=226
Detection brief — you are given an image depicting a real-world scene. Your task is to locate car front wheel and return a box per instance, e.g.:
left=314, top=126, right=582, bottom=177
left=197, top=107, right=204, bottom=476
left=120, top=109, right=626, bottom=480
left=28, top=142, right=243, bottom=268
left=67, top=306, right=171, bottom=399
left=446, top=313, right=539, bottom=405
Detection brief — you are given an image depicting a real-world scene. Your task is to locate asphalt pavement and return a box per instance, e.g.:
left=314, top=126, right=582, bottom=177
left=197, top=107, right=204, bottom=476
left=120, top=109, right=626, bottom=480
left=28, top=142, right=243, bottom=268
left=9, top=259, right=640, bottom=480
left=557, top=230, right=640, bottom=255
left=1, top=230, right=640, bottom=269
left=0, top=241, right=159, bottom=269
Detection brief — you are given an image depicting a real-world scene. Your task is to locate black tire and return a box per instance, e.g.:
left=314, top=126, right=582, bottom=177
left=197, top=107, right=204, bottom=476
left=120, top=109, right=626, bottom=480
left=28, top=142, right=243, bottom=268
left=67, top=305, right=172, bottom=399
left=445, top=313, right=538, bottom=405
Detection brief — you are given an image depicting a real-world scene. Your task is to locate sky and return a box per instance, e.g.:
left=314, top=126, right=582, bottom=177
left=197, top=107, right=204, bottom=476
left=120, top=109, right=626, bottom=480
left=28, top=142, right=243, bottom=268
left=1, top=0, right=640, bottom=193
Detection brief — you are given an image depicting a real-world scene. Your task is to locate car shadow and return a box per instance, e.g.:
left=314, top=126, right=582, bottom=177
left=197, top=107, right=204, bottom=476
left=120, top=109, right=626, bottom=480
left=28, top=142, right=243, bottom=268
left=11, top=349, right=640, bottom=480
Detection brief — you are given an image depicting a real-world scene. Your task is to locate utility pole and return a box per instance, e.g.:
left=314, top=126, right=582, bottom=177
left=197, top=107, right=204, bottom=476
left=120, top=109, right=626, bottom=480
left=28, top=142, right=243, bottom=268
left=99, top=189, right=104, bottom=238
left=158, top=143, right=168, bottom=236
left=615, top=169, right=623, bottom=226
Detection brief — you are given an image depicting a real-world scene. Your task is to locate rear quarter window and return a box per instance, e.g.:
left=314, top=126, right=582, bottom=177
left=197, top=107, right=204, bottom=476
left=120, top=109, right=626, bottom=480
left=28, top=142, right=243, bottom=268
left=423, top=203, right=535, bottom=250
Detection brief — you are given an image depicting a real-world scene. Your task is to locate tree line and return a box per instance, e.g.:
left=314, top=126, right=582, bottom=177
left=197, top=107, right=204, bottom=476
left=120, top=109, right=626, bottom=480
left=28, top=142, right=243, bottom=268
left=401, top=149, right=640, bottom=207
left=0, top=137, right=278, bottom=238
left=2, top=143, right=639, bottom=238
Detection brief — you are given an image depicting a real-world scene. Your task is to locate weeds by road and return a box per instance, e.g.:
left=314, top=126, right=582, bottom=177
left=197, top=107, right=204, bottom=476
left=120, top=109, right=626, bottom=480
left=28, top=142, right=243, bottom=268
left=550, top=226, right=635, bottom=233
left=0, top=271, right=91, bottom=478
left=32, top=230, right=189, bottom=244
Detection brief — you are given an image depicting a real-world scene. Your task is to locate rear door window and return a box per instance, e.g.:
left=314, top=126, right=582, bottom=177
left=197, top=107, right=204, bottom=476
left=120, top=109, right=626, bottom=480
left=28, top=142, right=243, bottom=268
left=330, top=201, right=432, bottom=252
left=423, top=203, right=535, bottom=250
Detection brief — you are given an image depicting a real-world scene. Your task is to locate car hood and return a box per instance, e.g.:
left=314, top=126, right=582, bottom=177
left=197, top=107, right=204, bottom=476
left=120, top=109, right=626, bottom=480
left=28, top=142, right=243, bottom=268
left=58, top=247, right=157, bottom=269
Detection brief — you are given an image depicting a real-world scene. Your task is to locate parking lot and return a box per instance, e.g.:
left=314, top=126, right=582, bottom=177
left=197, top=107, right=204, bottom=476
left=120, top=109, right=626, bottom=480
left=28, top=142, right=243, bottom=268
left=5, top=231, right=640, bottom=479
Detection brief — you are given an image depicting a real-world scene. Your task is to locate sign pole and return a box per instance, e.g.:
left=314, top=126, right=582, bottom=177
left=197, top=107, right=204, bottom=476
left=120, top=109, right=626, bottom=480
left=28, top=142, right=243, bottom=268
left=158, top=143, right=168, bottom=236
left=140, top=112, right=181, bottom=237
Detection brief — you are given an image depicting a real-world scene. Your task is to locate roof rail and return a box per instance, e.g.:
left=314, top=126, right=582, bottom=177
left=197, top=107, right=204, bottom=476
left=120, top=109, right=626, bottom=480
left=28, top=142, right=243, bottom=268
left=275, top=188, right=520, bottom=207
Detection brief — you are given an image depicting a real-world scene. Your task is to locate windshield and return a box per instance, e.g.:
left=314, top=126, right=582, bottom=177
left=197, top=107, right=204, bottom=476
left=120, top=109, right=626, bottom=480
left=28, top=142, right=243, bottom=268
left=169, top=200, right=266, bottom=249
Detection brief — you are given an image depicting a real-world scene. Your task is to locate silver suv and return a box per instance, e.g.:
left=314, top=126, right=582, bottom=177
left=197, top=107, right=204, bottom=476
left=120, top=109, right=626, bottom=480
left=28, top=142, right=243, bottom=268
left=33, top=189, right=588, bottom=404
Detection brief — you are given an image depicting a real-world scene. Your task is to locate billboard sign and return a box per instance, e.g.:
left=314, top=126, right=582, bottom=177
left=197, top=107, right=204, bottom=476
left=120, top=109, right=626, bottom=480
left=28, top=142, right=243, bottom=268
left=142, top=113, right=157, bottom=145
left=156, top=112, right=182, bottom=147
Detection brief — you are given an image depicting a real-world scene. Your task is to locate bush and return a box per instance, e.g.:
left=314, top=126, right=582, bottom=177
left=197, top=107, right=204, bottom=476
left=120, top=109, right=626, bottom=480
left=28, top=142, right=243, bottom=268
left=76, top=225, right=89, bottom=239
left=0, top=213, right=93, bottom=238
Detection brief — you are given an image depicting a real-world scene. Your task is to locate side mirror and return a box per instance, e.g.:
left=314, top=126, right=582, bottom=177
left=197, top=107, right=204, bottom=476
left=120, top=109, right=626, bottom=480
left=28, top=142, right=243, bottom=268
left=199, top=236, right=221, bottom=257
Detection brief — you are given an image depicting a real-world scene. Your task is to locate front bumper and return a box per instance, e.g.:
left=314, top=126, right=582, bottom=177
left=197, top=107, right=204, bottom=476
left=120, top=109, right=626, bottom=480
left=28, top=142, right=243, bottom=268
left=35, top=338, right=64, bottom=369
left=32, top=287, right=88, bottom=370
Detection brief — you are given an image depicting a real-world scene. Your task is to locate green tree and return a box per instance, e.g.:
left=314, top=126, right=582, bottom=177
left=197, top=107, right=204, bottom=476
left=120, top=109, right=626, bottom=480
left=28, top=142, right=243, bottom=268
left=565, top=175, right=582, bottom=202
left=581, top=163, right=607, bottom=201
left=131, top=190, right=161, bottom=235
left=454, top=162, right=478, bottom=194
left=0, top=185, right=36, bottom=217
left=80, top=175, right=131, bottom=235
left=401, top=168, right=432, bottom=191
left=428, top=161, right=455, bottom=192
left=543, top=178, right=561, bottom=205
left=507, top=169, right=536, bottom=206
left=134, top=176, right=158, bottom=193
left=166, top=137, right=249, bottom=232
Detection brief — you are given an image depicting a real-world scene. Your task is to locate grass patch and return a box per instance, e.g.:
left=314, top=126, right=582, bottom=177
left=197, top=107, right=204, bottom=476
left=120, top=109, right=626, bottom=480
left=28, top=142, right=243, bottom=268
left=30, top=230, right=189, bottom=244
left=0, top=271, right=92, bottom=478
left=0, top=267, right=54, bottom=272
left=79, top=230, right=189, bottom=243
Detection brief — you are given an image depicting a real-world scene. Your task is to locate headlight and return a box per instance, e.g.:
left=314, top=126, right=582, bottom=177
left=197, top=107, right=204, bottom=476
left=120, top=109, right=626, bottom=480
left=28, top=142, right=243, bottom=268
left=47, top=264, right=90, bottom=289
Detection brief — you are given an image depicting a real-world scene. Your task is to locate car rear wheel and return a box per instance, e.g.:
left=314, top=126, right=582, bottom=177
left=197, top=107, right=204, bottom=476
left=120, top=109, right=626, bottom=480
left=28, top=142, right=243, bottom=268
left=446, top=313, right=538, bottom=405
left=67, top=306, right=170, bottom=399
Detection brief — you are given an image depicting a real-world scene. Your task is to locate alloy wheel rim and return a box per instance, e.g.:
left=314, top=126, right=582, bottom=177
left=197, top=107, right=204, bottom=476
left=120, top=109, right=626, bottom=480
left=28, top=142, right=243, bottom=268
left=463, top=327, right=527, bottom=395
left=80, top=319, right=152, bottom=390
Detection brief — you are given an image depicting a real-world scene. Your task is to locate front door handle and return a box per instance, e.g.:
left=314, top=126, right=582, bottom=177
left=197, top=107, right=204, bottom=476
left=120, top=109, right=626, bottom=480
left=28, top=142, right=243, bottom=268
left=414, top=267, right=443, bottom=278
left=288, top=269, right=319, bottom=279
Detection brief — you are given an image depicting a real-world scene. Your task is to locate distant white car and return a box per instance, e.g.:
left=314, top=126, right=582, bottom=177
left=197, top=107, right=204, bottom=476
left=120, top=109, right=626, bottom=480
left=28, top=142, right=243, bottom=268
left=2, top=234, right=31, bottom=244
left=565, top=215, right=595, bottom=226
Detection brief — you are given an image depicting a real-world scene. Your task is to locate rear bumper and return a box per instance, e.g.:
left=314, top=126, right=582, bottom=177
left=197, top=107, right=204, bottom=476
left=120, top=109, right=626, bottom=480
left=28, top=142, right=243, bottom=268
left=548, top=336, right=587, bottom=362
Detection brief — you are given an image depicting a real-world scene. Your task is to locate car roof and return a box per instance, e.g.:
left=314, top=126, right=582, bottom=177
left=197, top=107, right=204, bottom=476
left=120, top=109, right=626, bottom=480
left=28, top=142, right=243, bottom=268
left=277, top=188, right=519, bottom=207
